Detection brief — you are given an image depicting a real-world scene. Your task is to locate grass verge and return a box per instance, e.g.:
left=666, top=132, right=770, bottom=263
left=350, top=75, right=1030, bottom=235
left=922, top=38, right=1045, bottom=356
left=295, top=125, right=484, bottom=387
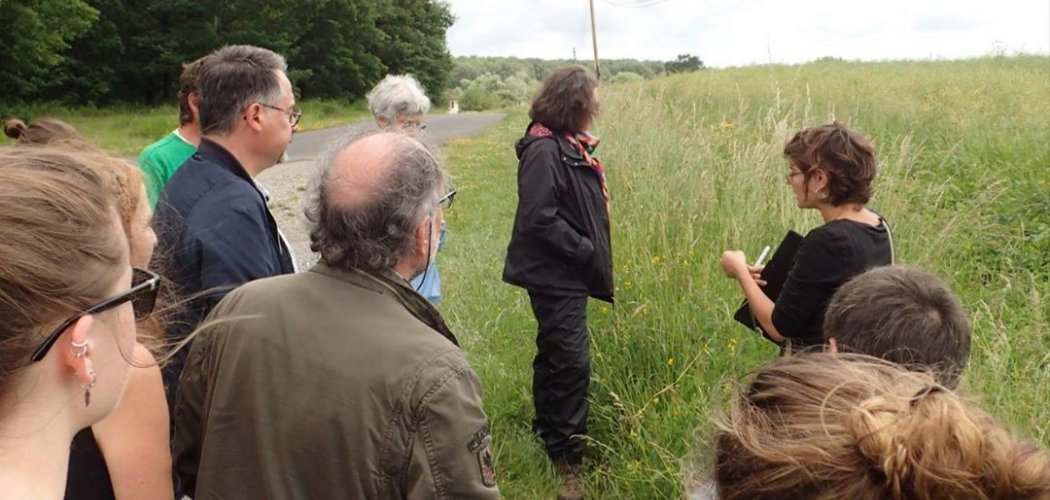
left=1, top=98, right=371, bottom=157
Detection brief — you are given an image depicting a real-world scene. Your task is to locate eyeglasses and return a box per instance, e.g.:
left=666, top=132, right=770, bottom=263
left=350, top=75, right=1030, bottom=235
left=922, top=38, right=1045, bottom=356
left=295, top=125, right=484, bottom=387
left=784, top=171, right=804, bottom=184
left=30, top=268, right=161, bottom=362
left=437, top=188, right=456, bottom=210
left=261, top=103, right=303, bottom=127
left=393, top=115, right=427, bottom=130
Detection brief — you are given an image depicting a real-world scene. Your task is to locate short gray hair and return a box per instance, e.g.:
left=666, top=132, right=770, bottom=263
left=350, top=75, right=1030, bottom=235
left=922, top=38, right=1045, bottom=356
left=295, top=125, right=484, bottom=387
left=366, top=74, right=432, bottom=123
left=198, top=45, right=287, bottom=135
left=306, top=129, right=448, bottom=272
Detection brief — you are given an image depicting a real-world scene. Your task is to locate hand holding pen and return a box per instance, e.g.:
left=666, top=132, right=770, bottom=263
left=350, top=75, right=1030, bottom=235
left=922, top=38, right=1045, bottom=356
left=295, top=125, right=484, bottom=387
left=720, top=245, right=769, bottom=286
left=748, top=245, right=770, bottom=286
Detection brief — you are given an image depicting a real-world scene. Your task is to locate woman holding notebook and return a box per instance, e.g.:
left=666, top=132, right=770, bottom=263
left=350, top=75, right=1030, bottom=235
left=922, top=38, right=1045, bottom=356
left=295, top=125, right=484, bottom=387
left=721, top=122, right=893, bottom=352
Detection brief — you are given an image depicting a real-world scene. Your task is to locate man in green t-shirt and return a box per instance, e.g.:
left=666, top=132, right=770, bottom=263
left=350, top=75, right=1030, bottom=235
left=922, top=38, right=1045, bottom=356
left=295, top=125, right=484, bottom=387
left=138, top=56, right=209, bottom=207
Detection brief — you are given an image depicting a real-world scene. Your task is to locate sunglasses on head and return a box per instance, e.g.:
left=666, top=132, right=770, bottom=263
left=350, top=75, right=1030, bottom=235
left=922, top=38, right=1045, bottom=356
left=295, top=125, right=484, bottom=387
left=29, top=268, right=161, bottom=362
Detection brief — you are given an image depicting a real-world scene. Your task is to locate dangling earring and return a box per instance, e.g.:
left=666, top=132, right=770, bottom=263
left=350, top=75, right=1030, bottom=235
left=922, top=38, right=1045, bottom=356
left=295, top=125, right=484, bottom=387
left=70, top=339, right=88, bottom=358
left=83, top=369, right=96, bottom=407
left=817, top=188, right=828, bottom=200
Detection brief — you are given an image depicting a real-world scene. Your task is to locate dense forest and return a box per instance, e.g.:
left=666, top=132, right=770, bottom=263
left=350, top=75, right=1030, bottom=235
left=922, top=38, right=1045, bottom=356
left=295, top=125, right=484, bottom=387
left=1, top=0, right=455, bottom=107
left=1, top=0, right=701, bottom=114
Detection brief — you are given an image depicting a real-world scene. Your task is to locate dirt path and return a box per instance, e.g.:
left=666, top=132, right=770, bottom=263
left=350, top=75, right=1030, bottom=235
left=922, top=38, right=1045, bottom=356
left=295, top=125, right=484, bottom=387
left=257, top=112, right=506, bottom=270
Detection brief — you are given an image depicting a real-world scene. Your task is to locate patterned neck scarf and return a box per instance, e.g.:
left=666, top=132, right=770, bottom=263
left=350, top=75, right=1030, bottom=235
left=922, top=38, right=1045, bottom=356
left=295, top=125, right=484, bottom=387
left=564, top=130, right=608, bottom=201
left=528, top=123, right=609, bottom=202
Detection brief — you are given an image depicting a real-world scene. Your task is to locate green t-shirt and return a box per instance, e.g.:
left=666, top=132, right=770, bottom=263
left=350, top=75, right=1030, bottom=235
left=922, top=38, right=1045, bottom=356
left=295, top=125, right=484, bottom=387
left=138, top=130, right=196, bottom=207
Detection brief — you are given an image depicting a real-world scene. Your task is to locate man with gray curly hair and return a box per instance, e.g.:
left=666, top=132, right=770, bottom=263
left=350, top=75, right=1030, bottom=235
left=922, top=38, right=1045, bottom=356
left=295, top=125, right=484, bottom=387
left=366, top=73, right=447, bottom=305
left=174, top=130, right=499, bottom=499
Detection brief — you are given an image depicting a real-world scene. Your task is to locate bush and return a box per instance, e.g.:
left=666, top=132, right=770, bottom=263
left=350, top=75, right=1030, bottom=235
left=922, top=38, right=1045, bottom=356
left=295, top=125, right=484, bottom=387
left=456, top=71, right=539, bottom=111
left=609, top=72, right=644, bottom=85
left=459, top=87, right=501, bottom=111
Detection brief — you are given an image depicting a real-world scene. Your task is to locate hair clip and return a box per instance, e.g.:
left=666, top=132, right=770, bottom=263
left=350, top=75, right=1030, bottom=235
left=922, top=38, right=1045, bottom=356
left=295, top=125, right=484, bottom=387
left=909, top=384, right=946, bottom=408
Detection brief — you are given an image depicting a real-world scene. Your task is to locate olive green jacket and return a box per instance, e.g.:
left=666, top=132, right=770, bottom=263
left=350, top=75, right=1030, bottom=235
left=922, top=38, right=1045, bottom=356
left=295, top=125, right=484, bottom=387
left=174, top=263, right=499, bottom=499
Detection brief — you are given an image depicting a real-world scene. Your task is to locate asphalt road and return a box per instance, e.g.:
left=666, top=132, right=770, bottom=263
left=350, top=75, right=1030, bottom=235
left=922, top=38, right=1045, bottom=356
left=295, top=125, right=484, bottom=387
left=257, top=112, right=506, bottom=270
left=284, top=112, right=507, bottom=161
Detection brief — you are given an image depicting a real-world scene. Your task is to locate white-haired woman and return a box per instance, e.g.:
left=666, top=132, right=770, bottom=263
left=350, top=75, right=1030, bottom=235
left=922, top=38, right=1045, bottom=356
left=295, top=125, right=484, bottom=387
left=366, top=74, right=447, bottom=304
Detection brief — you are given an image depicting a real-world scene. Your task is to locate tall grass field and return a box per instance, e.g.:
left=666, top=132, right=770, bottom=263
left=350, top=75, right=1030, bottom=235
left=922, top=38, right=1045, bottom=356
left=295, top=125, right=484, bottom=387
left=439, top=55, right=1049, bottom=498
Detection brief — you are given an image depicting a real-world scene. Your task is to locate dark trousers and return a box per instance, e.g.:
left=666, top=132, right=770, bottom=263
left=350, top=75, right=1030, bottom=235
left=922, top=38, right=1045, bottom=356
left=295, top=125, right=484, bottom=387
left=528, top=292, right=590, bottom=465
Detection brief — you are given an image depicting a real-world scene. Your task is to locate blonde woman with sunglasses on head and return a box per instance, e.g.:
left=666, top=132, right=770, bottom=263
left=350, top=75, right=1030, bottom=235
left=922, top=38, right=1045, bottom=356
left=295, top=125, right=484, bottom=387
left=5, top=118, right=173, bottom=498
left=59, top=150, right=172, bottom=500
left=0, top=149, right=162, bottom=498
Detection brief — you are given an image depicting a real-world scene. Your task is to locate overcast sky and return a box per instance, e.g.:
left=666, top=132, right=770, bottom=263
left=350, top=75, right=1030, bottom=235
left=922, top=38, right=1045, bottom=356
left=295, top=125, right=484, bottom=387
left=444, top=0, right=1050, bottom=67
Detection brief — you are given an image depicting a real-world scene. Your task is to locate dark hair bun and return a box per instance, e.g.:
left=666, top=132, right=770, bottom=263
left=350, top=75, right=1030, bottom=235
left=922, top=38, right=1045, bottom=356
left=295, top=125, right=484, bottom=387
left=3, top=118, right=27, bottom=140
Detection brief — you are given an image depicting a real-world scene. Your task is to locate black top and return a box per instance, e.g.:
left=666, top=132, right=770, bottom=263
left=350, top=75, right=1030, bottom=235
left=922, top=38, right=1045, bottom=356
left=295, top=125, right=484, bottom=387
left=771, top=218, right=892, bottom=348
left=65, top=428, right=115, bottom=500
left=503, top=123, right=614, bottom=302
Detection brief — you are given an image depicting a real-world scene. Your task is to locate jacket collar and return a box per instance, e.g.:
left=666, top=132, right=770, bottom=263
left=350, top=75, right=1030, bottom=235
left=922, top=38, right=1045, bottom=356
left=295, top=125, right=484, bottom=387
left=516, top=121, right=587, bottom=162
left=197, top=137, right=256, bottom=185
left=198, top=137, right=271, bottom=201
left=308, top=262, right=460, bottom=347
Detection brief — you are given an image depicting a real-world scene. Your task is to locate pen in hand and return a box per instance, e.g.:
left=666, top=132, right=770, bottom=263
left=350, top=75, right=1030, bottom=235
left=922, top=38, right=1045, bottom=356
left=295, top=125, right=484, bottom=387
left=754, top=245, right=771, bottom=267
left=749, top=245, right=771, bottom=286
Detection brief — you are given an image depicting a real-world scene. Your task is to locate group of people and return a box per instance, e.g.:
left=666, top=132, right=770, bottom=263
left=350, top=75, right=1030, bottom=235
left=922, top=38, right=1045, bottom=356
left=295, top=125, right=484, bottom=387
left=501, top=66, right=1048, bottom=499
left=0, top=44, right=1046, bottom=500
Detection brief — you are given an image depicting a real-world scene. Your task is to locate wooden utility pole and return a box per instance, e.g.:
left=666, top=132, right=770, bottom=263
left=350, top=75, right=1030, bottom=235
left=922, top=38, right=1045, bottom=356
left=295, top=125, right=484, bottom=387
left=589, top=0, right=601, bottom=80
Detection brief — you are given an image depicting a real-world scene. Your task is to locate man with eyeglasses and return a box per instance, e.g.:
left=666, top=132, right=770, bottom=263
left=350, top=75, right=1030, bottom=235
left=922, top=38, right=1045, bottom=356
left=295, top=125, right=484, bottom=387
left=152, top=44, right=299, bottom=416
left=365, top=74, right=448, bottom=305
left=174, top=130, right=499, bottom=499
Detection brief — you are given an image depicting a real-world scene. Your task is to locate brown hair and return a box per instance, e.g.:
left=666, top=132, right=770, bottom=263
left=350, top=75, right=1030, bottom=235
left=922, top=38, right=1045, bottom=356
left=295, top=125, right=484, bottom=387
left=3, top=118, right=145, bottom=255
left=783, top=122, right=877, bottom=206
left=714, top=354, right=1050, bottom=500
left=4, top=118, right=83, bottom=145
left=824, top=266, right=972, bottom=388
left=197, top=45, right=287, bottom=135
left=0, top=149, right=128, bottom=394
left=4, top=121, right=167, bottom=355
left=92, top=154, right=143, bottom=241
left=178, top=56, right=210, bottom=126
left=528, top=66, right=599, bottom=133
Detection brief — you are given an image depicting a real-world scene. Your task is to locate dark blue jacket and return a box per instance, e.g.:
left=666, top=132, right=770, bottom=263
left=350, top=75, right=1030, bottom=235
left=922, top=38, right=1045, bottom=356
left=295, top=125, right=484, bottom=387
left=153, top=138, right=294, bottom=404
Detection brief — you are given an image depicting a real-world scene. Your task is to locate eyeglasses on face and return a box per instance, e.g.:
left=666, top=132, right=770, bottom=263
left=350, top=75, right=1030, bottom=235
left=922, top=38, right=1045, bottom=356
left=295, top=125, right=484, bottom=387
left=784, top=171, right=804, bottom=184
left=260, top=103, right=303, bottom=127
left=29, top=268, right=162, bottom=362
left=437, top=188, right=456, bottom=210
left=394, top=114, right=426, bottom=130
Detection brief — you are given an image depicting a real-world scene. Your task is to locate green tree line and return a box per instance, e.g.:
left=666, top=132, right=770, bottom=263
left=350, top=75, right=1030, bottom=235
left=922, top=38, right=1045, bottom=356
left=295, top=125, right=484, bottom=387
left=450, top=56, right=667, bottom=87
left=448, top=56, right=672, bottom=111
left=0, top=0, right=454, bottom=109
